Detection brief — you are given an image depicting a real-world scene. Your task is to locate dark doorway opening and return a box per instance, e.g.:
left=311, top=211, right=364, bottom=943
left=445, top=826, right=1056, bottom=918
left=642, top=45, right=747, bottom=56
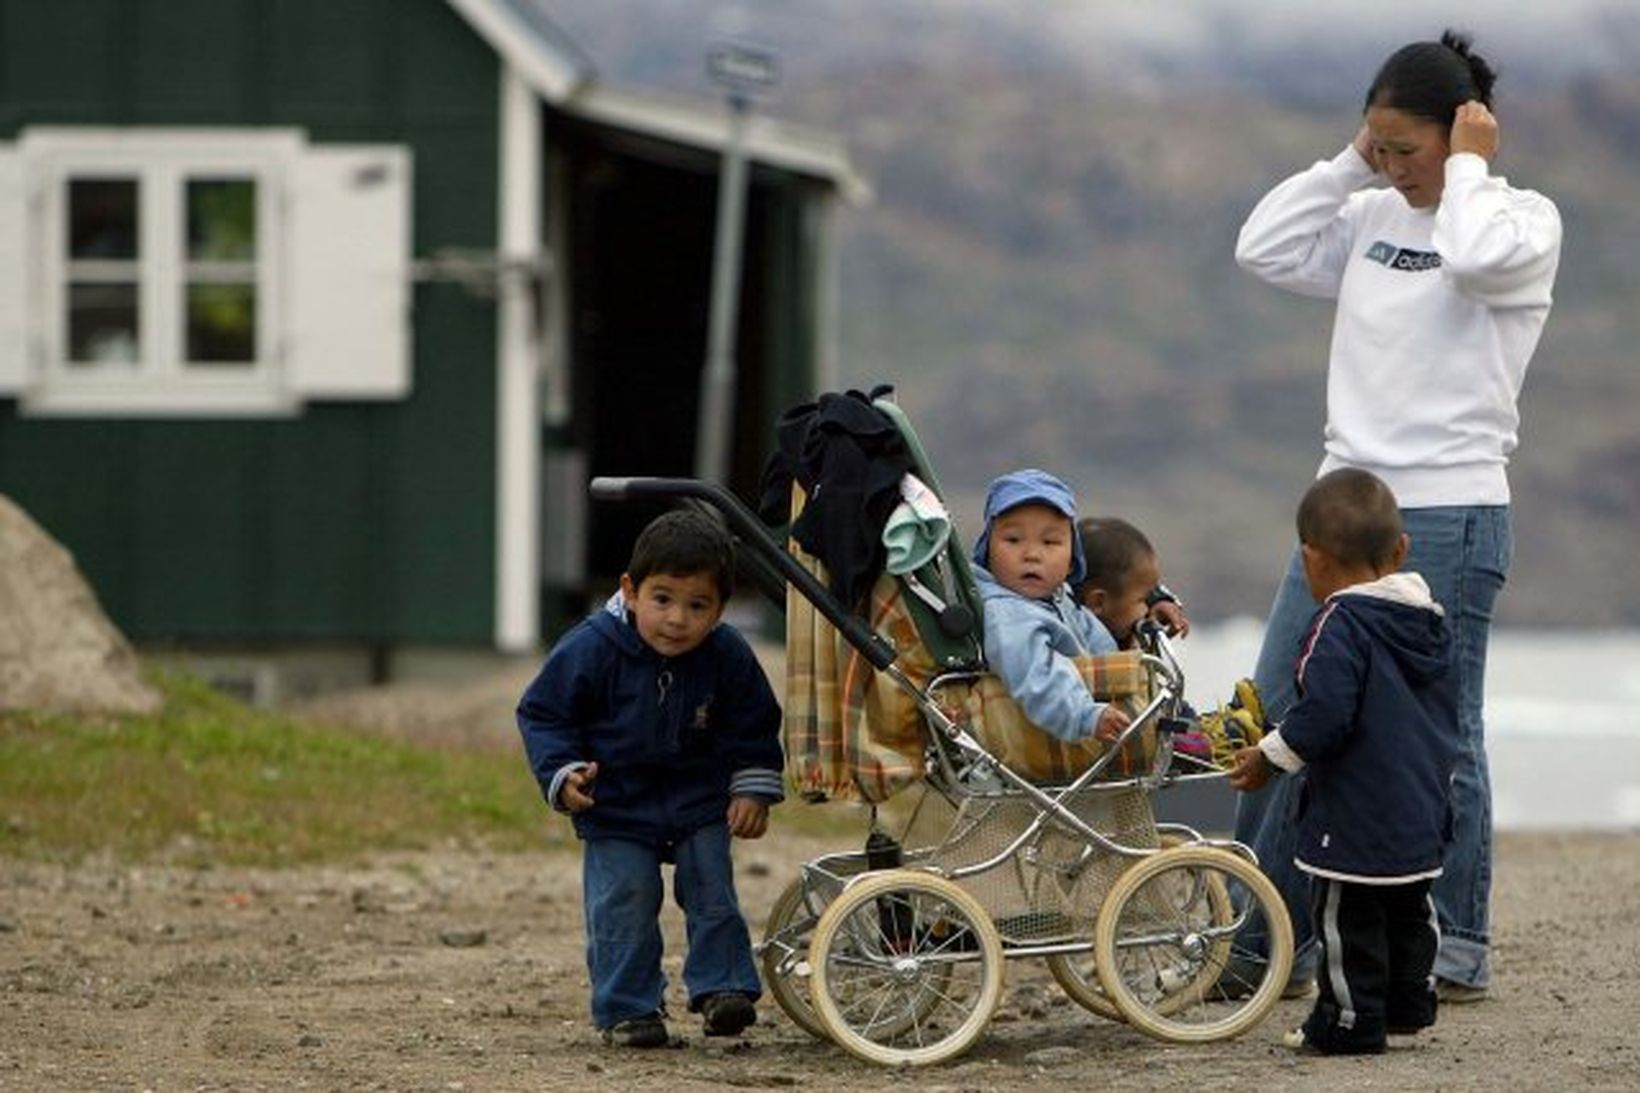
left=561, top=126, right=776, bottom=597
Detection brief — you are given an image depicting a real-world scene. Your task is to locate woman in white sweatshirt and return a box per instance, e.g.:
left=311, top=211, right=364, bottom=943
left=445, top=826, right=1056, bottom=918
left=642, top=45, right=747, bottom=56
left=1229, top=30, right=1561, bottom=1003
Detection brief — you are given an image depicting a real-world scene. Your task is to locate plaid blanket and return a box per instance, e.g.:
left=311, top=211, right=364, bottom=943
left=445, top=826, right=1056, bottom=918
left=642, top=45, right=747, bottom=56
left=947, top=653, right=1153, bottom=783
left=784, top=539, right=934, bottom=803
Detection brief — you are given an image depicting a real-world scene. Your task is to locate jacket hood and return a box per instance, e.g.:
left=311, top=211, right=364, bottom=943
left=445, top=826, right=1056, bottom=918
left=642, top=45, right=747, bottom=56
left=592, top=588, right=650, bottom=657
left=970, top=468, right=1087, bottom=586
left=1334, top=572, right=1451, bottom=685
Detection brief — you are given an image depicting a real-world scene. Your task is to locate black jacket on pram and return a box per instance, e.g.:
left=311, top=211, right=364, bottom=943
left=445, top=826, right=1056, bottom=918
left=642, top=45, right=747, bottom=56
left=758, top=386, right=913, bottom=612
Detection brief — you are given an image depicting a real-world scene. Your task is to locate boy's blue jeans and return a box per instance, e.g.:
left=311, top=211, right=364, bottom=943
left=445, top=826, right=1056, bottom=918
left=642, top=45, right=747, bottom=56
left=581, top=822, right=762, bottom=1029
left=1232, top=505, right=1509, bottom=991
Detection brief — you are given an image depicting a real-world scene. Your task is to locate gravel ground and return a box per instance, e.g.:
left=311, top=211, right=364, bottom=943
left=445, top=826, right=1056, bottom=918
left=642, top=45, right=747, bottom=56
left=3, top=827, right=1637, bottom=1091
left=5, top=660, right=1636, bottom=1090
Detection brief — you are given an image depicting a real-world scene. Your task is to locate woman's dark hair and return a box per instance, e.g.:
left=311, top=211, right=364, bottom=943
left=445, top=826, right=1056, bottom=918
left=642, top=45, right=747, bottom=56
left=1364, top=29, right=1497, bottom=127
left=1075, top=516, right=1155, bottom=597
left=626, top=507, right=736, bottom=600
left=1296, top=469, right=1403, bottom=572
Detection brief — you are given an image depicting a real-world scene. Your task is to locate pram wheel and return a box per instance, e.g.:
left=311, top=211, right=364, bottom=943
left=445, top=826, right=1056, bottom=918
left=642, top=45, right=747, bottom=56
left=763, top=870, right=951, bottom=1042
left=809, top=869, right=1004, bottom=1066
left=1045, top=835, right=1191, bottom=1022
left=1093, top=844, right=1293, bottom=1043
left=1044, top=951, right=1124, bottom=1022
left=760, top=877, right=829, bottom=1039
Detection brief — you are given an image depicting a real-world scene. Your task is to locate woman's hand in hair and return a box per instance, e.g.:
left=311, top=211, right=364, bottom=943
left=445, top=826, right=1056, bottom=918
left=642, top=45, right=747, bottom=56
left=1351, top=122, right=1380, bottom=172
left=1450, top=100, right=1499, bottom=161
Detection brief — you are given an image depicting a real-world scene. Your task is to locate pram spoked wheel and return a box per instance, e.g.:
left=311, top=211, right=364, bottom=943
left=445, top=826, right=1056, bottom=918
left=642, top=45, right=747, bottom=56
left=1093, top=844, right=1294, bottom=1043
left=1044, top=834, right=1191, bottom=1022
left=761, top=877, right=829, bottom=1039
left=808, top=869, right=1004, bottom=1066
left=763, top=873, right=954, bottom=1042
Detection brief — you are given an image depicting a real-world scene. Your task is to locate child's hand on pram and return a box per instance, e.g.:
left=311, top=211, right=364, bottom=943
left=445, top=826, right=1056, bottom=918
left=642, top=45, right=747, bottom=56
left=727, top=795, right=770, bottom=840
left=558, top=762, right=599, bottom=812
left=1227, top=747, right=1272, bottom=792
left=1149, top=599, right=1191, bottom=638
left=1094, top=704, right=1131, bottom=744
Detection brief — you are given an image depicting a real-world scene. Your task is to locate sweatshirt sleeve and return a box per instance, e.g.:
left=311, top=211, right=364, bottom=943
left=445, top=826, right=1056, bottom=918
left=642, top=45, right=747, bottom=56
left=515, top=636, right=599, bottom=811
left=1433, top=153, right=1562, bottom=308
left=1234, top=145, right=1378, bottom=299
left=984, top=604, right=1104, bottom=742
left=715, top=630, right=786, bottom=804
left=1263, top=603, right=1366, bottom=766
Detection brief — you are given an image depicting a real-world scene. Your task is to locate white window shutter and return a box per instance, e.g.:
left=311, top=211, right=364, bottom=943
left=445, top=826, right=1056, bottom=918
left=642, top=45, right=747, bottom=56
left=0, top=145, right=29, bottom=395
left=288, top=145, right=412, bottom=399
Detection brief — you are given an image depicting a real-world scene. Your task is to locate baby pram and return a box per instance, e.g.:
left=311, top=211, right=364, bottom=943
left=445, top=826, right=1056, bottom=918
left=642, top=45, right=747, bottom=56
left=589, top=393, right=1294, bottom=1067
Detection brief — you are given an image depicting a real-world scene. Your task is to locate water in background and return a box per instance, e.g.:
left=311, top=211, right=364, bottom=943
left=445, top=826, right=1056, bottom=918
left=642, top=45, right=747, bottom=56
left=1174, top=620, right=1640, bottom=832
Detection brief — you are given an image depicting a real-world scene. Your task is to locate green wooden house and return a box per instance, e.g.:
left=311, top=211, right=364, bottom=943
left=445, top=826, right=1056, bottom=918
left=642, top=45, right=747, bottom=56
left=0, top=0, right=859, bottom=680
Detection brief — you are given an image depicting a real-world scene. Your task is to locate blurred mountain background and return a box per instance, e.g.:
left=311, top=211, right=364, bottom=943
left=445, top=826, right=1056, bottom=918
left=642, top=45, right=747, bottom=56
left=540, top=0, right=1640, bottom=625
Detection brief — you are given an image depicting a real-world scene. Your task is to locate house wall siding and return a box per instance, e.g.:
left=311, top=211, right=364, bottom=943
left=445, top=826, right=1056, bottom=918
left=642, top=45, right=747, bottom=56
left=0, top=0, right=502, bottom=645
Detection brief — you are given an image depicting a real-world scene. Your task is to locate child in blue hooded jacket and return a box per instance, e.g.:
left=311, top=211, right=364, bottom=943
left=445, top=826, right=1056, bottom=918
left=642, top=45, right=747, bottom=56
left=1231, top=468, right=1460, bottom=1055
left=517, top=509, right=784, bottom=1048
left=971, top=468, right=1130, bottom=745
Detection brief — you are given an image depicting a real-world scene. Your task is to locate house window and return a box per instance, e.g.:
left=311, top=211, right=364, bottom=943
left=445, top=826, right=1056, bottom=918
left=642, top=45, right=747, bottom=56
left=1, top=128, right=412, bottom=415
left=184, top=177, right=259, bottom=365
left=35, top=137, right=286, bottom=410
left=66, top=177, right=142, bottom=365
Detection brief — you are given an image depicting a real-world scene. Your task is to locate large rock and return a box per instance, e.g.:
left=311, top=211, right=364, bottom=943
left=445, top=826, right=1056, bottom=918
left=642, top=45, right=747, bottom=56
left=0, top=495, right=161, bottom=715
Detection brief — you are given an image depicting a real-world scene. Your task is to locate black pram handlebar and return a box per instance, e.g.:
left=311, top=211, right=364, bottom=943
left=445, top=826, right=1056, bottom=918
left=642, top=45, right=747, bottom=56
left=588, top=476, right=900, bottom=672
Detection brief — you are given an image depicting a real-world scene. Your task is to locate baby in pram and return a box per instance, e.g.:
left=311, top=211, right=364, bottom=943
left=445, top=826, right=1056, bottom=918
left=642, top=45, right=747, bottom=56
left=971, top=467, right=1264, bottom=776
left=1075, top=514, right=1265, bottom=766
left=969, top=468, right=1132, bottom=748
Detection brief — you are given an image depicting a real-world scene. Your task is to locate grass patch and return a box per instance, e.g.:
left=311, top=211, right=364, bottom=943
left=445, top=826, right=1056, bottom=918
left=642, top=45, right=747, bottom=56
left=0, top=671, right=561, bottom=867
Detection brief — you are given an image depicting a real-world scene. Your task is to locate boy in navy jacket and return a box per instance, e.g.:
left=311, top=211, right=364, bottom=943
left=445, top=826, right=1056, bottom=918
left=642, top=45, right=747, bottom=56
left=1231, top=468, right=1460, bottom=1055
left=517, top=509, right=784, bottom=1048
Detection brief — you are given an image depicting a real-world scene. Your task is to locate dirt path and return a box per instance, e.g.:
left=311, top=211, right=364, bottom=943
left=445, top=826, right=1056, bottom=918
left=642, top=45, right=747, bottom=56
left=2, top=828, right=1636, bottom=1091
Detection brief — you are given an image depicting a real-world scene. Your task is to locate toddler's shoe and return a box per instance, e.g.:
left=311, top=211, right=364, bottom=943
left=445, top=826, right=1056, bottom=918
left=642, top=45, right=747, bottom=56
left=602, top=1013, right=669, bottom=1048
left=1284, top=1026, right=1386, bottom=1056
left=700, top=992, right=758, bottom=1037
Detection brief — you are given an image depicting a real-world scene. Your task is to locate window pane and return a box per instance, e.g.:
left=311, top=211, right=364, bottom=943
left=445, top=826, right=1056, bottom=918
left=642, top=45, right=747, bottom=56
left=67, top=282, right=140, bottom=365
left=69, top=179, right=139, bottom=260
left=186, top=282, right=256, bottom=364
left=187, top=179, right=257, bottom=262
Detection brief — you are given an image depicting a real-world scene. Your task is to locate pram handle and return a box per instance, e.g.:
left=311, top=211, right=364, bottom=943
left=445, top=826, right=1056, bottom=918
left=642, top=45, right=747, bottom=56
left=589, top=476, right=900, bottom=671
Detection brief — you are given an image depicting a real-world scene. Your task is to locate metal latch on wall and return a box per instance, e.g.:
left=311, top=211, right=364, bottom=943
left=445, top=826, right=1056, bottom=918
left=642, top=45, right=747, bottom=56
left=411, top=248, right=566, bottom=424
left=410, top=248, right=551, bottom=300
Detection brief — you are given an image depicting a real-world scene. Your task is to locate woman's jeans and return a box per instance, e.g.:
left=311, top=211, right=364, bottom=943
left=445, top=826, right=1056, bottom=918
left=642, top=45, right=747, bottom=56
left=581, top=822, right=762, bottom=1028
left=1232, top=505, right=1510, bottom=990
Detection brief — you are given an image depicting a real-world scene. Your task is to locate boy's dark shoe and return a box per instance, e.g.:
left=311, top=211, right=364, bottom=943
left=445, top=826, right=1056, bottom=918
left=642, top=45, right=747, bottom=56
left=1286, top=1026, right=1387, bottom=1056
left=602, top=1014, right=669, bottom=1048
left=700, top=992, right=757, bottom=1037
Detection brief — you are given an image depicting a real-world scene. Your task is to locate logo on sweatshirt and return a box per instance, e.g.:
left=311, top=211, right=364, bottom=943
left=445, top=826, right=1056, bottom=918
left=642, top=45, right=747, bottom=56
left=1365, top=240, right=1443, bottom=273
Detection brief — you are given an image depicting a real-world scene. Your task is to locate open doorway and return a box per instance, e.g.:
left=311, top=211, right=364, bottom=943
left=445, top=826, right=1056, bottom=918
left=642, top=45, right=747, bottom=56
left=560, top=127, right=777, bottom=598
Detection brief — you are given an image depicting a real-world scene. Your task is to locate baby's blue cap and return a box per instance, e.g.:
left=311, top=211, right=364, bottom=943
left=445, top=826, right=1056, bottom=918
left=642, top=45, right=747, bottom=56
left=971, top=468, right=1086, bottom=586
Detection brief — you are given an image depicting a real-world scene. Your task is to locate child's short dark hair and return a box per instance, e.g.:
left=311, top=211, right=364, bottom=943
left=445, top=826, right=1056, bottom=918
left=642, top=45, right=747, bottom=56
left=626, top=508, right=736, bottom=600
left=1076, top=516, right=1155, bottom=595
left=1297, top=469, right=1403, bottom=570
